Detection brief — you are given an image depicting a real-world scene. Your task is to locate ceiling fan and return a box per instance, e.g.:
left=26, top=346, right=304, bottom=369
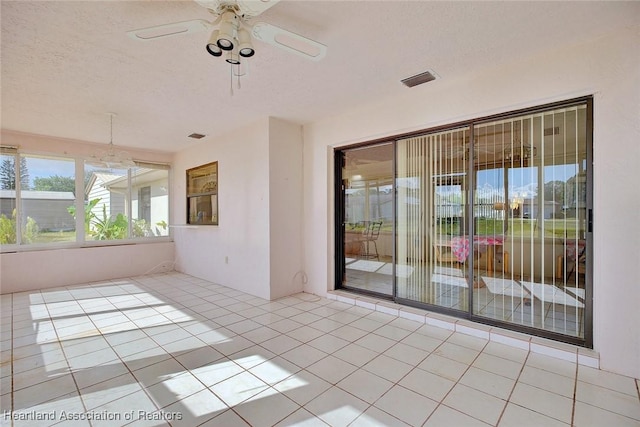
left=127, top=0, right=327, bottom=62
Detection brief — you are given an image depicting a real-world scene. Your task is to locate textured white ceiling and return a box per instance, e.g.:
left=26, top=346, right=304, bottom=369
left=1, top=1, right=636, bottom=153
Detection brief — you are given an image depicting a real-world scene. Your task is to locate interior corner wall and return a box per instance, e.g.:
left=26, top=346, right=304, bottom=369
left=268, top=118, right=304, bottom=300
left=172, top=118, right=305, bottom=301
left=172, top=119, right=272, bottom=300
left=302, top=25, right=640, bottom=379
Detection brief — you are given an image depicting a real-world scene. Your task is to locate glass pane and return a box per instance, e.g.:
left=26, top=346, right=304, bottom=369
left=20, top=155, right=77, bottom=244
left=187, top=162, right=217, bottom=196
left=341, top=143, right=393, bottom=296
left=396, top=128, right=470, bottom=311
left=188, top=195, right=218, bottom=225
left=131, top=167, right=169, bottom=237
left=84, top=164, right=128, bottom=240
left=472, top=105, right=588, bottom=339
left=187, top=162, right=218, bottom=225
left=0, top=154, right=19, bottom=244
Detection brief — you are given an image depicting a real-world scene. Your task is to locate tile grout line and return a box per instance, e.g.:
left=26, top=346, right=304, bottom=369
left=118, top=278, right=248, bottom=425
left=59, top=279, right=162, bottom=424
left=570, top=355, right=579, bottom=427
left=262, top=295, right=419, bottom=426
left=300, top=329, right=413, bottom=424
left=494, top=350, right=532, bottom=426
left=7, top=274, right=638, bottom=427
left=128, top=278, right=304, bottom=426
left=420, top=336, right=491, bottom=426
left=10, top=292, right=14, bottom=427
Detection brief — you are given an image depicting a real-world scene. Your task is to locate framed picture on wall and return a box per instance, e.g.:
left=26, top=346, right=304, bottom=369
left=186, top=161, right=218, bottom=225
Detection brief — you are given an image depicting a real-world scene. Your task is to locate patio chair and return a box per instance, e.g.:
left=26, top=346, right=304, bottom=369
left=361, top=221, right=382, bottom=260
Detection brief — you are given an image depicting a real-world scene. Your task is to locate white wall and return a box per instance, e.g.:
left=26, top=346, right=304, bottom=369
left=0, top=243, right=174, bottom=294
left=172, top=119, right=272, bottom=299
left=172, top=118, right=304, bottom=300
left=268, top=118, right=305, bottom=299
left=302, top=26, right=640, bottom=379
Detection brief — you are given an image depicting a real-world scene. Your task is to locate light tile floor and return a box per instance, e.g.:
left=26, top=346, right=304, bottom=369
left=1, top=272, right=639, bottom=427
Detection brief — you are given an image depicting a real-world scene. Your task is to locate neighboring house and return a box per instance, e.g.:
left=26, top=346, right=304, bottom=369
left=86, top=169, right=168, bottom=235
left=519, top=198, right=561, bottom=219
left=86, top=172, right=126, bottom=220
left=0, top=190, right=75, bottom=231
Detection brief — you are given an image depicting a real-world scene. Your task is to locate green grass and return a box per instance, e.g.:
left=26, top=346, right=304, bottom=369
left=398, top=217, right=583, bottom=238
left=350, top=217, right=583, bottom=238
left=31, top=230, right=76, bottom=244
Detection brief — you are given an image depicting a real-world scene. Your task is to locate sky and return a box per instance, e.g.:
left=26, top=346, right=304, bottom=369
left=23, top=156, right=75, bottom=186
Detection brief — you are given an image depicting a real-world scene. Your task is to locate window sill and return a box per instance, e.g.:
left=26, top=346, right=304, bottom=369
left=0, top=237, right=173, bottom=254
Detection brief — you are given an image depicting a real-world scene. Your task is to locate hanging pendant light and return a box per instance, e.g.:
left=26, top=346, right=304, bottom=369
left=88, top=113, right=136, bottom=169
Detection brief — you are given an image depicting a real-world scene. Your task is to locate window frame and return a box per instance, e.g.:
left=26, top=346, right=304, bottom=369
left=186, top=161, right=219, bottom=226
left=335, top=95, right=593, bottom=347
left=0, top=150, right=171, bottom=253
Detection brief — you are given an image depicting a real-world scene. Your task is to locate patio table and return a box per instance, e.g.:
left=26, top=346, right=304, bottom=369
left=450, top=235, right=505, bottom=271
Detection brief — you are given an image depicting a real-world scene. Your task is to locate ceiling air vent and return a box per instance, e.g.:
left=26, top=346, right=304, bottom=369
left=188, top=133, right=206, bottom=139
left=401, top=70, right=437, bottom=88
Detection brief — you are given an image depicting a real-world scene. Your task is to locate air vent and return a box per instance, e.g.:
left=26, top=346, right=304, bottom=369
left=188, top=133, right=206, bottom=139
left=401, top=70, right=437, bottom=88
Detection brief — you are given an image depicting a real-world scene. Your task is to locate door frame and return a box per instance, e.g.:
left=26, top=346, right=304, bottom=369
left=334, top=96, right=593, bottom=348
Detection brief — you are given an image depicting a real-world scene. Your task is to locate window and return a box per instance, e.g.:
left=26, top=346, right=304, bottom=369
left=187, top=162, right=218, bottom=225
left=85, top=163, right=170, bottom=240
left=0, top=149, right=170, bottom=249
left=131, top=166, right=169, bottom=237
left=0, top=150, right=19, bottom=244
left=138, top=187, right=151, bottom=223
left=21, top=155, right=77, bottom=244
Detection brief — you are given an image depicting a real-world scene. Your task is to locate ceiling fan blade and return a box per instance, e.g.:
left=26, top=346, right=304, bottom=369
left=236, top=0, right=281, bottom=18
left=127, top=19, right=211, bottom=41
left=251, top=22, right=326, bottom=61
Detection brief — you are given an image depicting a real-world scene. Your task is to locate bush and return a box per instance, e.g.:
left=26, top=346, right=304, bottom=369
left=0, top=209, right=39, bottom=244
left=90, top=205, right=127, bottom=240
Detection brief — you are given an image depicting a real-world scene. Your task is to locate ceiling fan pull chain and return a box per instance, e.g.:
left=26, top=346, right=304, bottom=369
left=230, top=64, right=234, bottom=96
left=237, top=64, right=241, bottom=89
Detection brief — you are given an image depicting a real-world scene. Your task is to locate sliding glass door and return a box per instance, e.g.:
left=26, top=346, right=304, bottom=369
left=396, top=128, right=471, bottom=311
left=336, top=97, right=592, bottom=345
left=472, top=105, right=590, bottom=340
left=337, top=143, right=394, bottom=296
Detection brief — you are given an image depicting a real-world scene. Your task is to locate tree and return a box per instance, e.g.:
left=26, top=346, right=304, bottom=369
left=544, top=180, right=565, bottom=205
left=0, top=157, right=29, bottom=190
left=33, top=175, right=75, bottom=194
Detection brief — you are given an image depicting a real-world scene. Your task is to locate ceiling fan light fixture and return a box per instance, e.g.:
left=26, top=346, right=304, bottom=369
left=206, top=30, right=223, bottom=56
left=216, top=11, right=237, bottom=51
left=225, top=48, right=241, bottom=65
left=126, top=1, right=328, bottom=94
left=237, top=28, right=254, bottom=57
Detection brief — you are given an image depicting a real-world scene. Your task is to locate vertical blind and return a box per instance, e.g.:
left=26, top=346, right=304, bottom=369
left=394, top=104, right=587, bottom=338
left=397, top=128, right=470, bottom=310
